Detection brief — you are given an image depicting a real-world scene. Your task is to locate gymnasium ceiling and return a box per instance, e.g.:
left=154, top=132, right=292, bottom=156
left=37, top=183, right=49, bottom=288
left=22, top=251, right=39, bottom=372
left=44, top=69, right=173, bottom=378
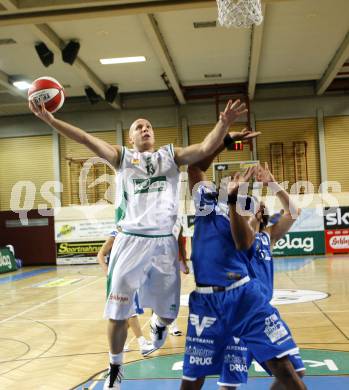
left=0, top=0, right=348, bottom=116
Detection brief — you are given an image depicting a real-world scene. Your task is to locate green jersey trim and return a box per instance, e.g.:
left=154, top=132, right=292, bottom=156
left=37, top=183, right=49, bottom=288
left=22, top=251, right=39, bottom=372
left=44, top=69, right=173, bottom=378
left=115, top=189, right=128, bottom=223
left=169, top=143, right=175, bottom=159
left=106, top=256, right=118, bottom=298
left=119, top=146, right=126, bottom=168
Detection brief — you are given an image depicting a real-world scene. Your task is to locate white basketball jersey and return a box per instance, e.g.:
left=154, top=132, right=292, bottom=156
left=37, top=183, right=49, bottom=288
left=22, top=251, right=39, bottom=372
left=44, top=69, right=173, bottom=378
left=115, top=144, right=180, bottom=236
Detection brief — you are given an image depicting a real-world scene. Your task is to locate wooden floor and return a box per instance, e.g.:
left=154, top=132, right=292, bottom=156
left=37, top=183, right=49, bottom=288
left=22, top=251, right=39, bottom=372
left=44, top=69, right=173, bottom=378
left=0, top=255, right=349, bottom=390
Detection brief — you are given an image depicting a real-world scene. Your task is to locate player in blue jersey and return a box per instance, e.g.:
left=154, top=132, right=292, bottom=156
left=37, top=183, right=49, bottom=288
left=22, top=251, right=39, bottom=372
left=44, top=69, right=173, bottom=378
left=180, top=139, right=307, bottom=389
left=252, top=162, right=300, bottom=303
left=256, top=164, right=305, bottom=386
left=218, top=163, right=305, bottom=389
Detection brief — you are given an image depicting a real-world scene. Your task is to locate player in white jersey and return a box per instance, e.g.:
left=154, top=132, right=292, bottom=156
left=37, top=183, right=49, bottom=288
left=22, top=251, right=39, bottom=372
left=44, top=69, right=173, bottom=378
left=29, top=98, right=258, bottom=389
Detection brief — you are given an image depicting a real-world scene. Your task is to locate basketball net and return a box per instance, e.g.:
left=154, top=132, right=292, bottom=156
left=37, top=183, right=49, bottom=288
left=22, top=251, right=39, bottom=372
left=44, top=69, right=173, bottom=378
left=217, top=0, right=263, bottom=28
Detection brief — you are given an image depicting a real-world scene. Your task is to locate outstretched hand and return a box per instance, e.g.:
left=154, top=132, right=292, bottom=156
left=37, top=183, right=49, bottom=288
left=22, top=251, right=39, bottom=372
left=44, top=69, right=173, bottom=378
left=29, top=99, right=55, bottom=124
left=229, top=128, right=261, bottom=142
left=256, top=162, right=276, bottom=186
left=219, top=99, right=248, bottom=128
left=227, top=166, right=256, bottom=195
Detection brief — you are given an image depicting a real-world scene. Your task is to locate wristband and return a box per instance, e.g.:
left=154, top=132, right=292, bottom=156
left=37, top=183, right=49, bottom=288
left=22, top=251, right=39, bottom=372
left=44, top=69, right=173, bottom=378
left=227, top=193, right=238, bottom=205
left=223, top=134, right=234, bottom=148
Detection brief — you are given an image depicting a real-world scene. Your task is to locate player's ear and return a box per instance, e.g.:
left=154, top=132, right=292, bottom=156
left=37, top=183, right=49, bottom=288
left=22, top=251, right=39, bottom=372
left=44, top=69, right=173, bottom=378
left=128, top=129, right=135, bottom=145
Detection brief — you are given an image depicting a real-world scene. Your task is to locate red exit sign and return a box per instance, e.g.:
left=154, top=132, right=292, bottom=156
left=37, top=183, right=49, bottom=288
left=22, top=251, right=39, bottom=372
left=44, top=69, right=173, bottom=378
left=233, top=141, right=243, bottom=151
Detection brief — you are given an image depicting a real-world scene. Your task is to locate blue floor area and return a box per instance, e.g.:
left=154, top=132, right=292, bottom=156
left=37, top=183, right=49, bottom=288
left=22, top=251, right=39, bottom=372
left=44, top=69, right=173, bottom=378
left=78, top=376, right=349, bottom=389
left=274, top=257, right=313, bottom=272
left=0, top=267, right=55, bottom=285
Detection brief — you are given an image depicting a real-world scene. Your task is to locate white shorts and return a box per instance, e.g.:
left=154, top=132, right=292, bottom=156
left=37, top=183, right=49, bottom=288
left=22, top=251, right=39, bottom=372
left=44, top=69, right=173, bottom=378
left=104, top=233, right=180, bottom=320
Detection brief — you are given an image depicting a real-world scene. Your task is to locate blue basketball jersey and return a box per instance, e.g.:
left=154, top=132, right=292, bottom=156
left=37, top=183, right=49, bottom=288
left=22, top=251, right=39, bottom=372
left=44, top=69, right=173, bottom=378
left=250, top=231, right=274, bottom=301
left=191, top=186, right=253, bottom=286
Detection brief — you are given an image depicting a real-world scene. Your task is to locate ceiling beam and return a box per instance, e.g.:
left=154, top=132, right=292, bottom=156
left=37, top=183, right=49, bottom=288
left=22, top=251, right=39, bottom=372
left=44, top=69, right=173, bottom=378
left=16, top=0, right=152, bottom=10
left=316, top=30, right=349, bottom=95
left=0, top=0, right=214, bottom=26
left=14, top=0, right=297, bottom=11
left=0, top=0, right=18, bottom=11
left=32, top=24, right=120, bottom=109
left=139, top=13, right=185, bottom=104
left=248, top=3, right=266, bottom=100
left=0, top=69, right=27, bottom=98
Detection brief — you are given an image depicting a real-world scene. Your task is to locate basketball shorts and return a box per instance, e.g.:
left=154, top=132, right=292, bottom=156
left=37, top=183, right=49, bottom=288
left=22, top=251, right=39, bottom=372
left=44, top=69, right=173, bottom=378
left=182, top=278, right=298, bottom=381
left=129, top=292, right=144, bottom=318
left=218, top=338, right=305, bottom=386
left=104, top=233, right=180, bottom=320
left=134, top=291, right=144, bottom=315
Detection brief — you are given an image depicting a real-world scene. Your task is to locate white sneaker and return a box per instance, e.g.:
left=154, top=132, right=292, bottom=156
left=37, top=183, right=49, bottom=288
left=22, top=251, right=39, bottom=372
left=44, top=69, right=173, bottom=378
left=150, top=313, right=168, bottom=349
left=103, top=363, right=123, bottom=389
left=169, top=323, right=183, bottom=336
left=138, top=337, right=156, bottom=357
left=123, top=344, right=130, bottom=352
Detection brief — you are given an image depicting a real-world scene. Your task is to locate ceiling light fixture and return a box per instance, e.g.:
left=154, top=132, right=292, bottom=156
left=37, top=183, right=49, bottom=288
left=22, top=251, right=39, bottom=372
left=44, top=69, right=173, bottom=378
left=13, top=81, right=32, bottom=90
left=100, top=56, right=146, bottom=65
left=205, top=73, right=222, bottom=78
left=193, top=21, right=217, bottom=28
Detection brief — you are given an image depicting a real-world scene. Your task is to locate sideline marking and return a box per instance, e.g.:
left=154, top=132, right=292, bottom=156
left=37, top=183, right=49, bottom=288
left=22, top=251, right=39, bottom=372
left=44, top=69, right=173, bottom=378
left=0, top=268, right=55, bottom=285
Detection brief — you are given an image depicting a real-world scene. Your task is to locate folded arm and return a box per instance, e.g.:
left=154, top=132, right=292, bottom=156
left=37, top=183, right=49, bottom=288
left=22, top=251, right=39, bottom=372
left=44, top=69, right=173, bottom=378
left=268, top=182, right=300, bottom=245
left=229, top=206, right=256, bottom=251
left=228, top=168, right=256, bottom=250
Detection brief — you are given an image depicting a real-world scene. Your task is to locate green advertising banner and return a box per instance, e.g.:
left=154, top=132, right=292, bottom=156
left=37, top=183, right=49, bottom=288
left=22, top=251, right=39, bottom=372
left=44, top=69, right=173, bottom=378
left=0, top=247, right=17, bottom=274
left=272, top=231, right=325, bottom=256
left=122, top=349, right=349, bottom=379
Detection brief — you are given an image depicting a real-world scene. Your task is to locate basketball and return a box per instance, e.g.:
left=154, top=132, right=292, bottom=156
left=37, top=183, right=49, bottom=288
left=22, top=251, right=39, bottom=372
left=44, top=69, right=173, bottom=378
left=28, top=76, right=65, bottom=113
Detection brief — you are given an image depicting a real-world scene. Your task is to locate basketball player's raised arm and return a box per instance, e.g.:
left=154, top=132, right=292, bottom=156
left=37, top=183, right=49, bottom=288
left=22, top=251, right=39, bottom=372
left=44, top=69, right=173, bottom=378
left=228, top=168, right=256, bottom=250
left=256, top=163, right=300, bottom=245
left=29, top=100, right=121, bottom=167
left=192, top=128, right=261, bottom=172
left=174, top=99, right=248, bottom=166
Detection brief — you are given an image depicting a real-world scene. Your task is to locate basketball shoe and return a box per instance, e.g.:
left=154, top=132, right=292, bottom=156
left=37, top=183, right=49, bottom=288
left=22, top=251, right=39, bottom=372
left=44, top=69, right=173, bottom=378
left=149, top=313, right=168, bottom=349
left=103, top=363, right=123, bottom=390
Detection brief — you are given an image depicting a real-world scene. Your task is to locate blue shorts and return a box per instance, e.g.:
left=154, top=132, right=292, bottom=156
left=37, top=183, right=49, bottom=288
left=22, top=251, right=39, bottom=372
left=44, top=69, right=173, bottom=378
left=217, top=337, right=252, bottom=387
left=182, top=278, right=298, bottom=381
left=219, top=338, right=305, bottom=386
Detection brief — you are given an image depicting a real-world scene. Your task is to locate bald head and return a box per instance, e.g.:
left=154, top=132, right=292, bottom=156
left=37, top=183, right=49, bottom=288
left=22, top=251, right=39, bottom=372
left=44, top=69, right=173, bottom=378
left=128, top=118, right=155, bottom=152
left=130, top=118, right=152, bottom=134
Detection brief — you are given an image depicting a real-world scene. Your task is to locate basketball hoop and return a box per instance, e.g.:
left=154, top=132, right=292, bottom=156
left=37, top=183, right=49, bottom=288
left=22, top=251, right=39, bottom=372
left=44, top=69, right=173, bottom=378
left=217, top=0, right=263, bottom=28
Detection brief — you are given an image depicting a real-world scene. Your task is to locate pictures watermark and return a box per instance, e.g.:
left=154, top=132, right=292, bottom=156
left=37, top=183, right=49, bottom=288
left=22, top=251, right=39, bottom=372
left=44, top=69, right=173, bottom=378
left=8, top=157, right=344, bottom=224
